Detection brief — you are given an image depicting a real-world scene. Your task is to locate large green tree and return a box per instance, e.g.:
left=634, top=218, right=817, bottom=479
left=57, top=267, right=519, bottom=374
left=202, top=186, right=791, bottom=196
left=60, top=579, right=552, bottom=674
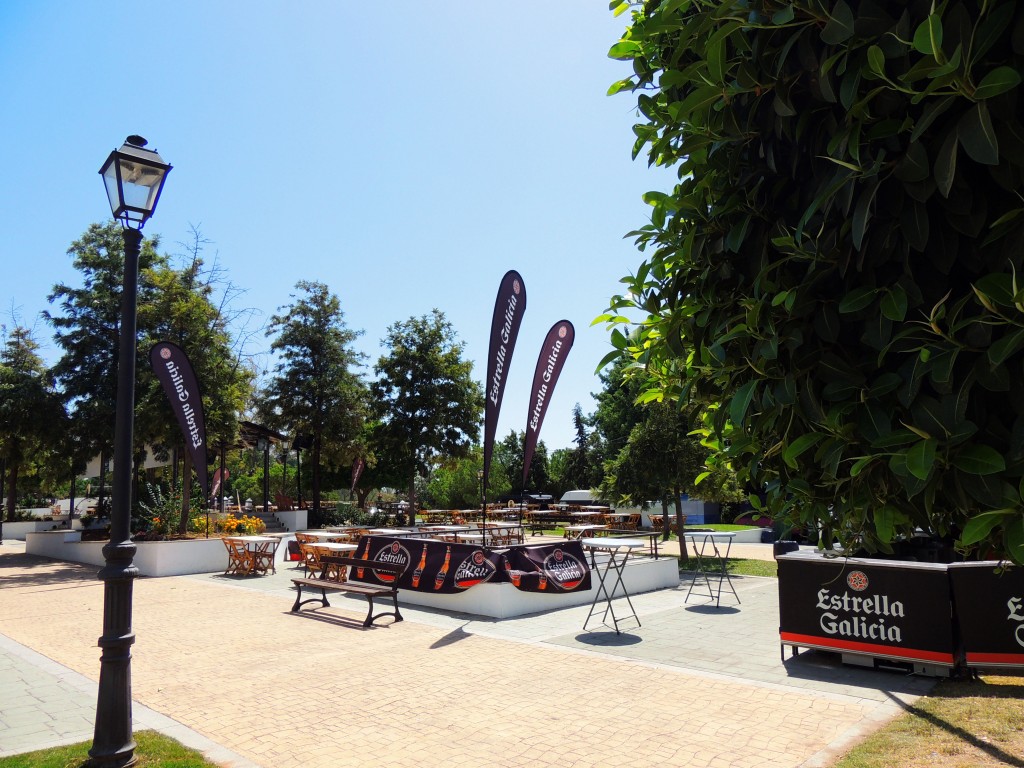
left=260, top=281, right=368, bottom=515
left=599, top=401, right=704, bottom=540
left=137, top=229, right=255, bottom=531
left=560, top=404, right=601, bottom=492
left=603, top=0, right=1024, bottom=562
left=47, top=221, right=164, bottom=511
left=0, top=325, right=65, bottom=521
left=493, top=429, right=550, bottom=497
left=372, top=310, right=484, bottom=511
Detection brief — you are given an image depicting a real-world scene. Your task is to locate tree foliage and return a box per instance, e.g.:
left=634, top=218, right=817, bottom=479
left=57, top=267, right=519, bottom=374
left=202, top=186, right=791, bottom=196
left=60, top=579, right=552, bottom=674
left=603, top=0, right=1024, bottom=562
left=261, top=281, right=368, bottom=513
left=47, top=222, right=163, bottom=472
left=0, top=325, right=65, bottom=518
left=560, top=403, right=601, bottom=491
left=372, top=310, right=484, bottom=510
left=136, top=229, right=256, bottom=530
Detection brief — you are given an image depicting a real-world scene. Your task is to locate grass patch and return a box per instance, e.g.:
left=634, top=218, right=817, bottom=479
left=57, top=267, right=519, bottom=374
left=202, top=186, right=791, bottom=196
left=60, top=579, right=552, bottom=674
left=0, top=731, right=220, bottom=768
left=833, top=674, right=1024, bottom=768
left=679, top=556, right=777, bottom=578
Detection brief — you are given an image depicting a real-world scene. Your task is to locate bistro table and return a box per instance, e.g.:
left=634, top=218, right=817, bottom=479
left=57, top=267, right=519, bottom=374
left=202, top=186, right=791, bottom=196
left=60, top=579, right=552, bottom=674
left=564, top=523, right=609, bottom=540
left=366, top=528, right=420, bottom=538
left=581, top=537, right=644, bottom=634
left=418, top=525, right=473, bottom=542
left=299, top=530, right=350, bottom=542
left=307, top=541, right=358, bottom=579
left=223, top=535, right=279, bottom=576
left=684, top=530, right=739, bottom=607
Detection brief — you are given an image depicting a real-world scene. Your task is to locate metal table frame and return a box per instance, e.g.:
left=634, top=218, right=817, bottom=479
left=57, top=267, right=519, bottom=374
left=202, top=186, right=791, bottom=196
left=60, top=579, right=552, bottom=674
left=581, top=537, right=644, bottom=634
left=684, top=531, right=739, bottom=607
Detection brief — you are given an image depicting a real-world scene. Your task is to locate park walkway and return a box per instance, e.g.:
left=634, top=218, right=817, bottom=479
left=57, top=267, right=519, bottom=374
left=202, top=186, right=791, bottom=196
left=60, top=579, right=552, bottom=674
left=0, top=540, right=934, bottom=768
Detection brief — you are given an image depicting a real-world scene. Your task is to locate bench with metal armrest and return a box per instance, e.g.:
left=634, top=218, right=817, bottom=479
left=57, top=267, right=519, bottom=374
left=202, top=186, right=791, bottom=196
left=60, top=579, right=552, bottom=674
left=290, top=555, right=404, bottom=628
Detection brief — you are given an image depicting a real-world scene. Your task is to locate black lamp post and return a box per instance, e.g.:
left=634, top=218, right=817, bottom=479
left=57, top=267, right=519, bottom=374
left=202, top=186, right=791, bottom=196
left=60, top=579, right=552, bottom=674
left=90, top=135, right=171, bottom=768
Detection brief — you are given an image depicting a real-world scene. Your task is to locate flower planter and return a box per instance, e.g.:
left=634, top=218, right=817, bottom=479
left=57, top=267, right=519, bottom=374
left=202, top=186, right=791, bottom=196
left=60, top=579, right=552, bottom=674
left=25, top=532, right=291, bottom=577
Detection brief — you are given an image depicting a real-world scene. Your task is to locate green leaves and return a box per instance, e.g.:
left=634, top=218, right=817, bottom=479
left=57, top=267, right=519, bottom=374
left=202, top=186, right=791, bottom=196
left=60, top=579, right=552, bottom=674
left=974, top=67, right=1021, bottom=100
left=912, top=14, right=943, bottom=56
left=821, top=1, right=855, bottom=45
left=953, top=445, right=1006, bottom=475
left=958, top=103, right=999, bottom=165
left=783, top=433, right=824, bottom=469
left=604, top=0, right=1024, bottom=562
left=959, top=509, right=1011, bottom=547
left=608, top=40, right=642, bottom=60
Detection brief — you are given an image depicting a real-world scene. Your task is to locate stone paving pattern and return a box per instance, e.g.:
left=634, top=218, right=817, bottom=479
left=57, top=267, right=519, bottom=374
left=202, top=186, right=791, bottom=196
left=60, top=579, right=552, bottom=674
left=0, top=540, right=936, bottom=767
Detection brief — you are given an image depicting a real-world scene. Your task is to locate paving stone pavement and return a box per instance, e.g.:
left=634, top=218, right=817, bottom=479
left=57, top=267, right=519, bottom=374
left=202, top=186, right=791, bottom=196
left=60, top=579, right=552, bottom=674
left=0, top=540, right=937, bottom=768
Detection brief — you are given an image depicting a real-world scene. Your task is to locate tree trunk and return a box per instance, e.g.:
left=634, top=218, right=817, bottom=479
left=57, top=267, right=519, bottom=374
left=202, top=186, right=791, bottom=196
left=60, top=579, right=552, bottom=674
left=661, top=497, right=670, bottom=542
left=356, top=487, right=371, bottom=510
left=407, top=468, right=417, bottom=526
left=674, top=487, right=688, bottom=563
left=97, top=451, right=107, bottom=517
left=132, top=453, right=142, bottom=523
left=5, top=462, right=17, bottom=522
left=311, top=438, right=322, bottom=515
left=178, top=449, right=192, bottom=535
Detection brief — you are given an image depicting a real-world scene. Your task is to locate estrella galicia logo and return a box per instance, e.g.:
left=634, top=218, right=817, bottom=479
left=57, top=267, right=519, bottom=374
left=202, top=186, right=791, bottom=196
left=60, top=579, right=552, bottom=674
left=542, top=548, right=586, bottom=591
left=454, top=550, right=496, bottom=590
left=847, top=571, right=869, bottom=592
left=372, top=541, right=410, bottom=583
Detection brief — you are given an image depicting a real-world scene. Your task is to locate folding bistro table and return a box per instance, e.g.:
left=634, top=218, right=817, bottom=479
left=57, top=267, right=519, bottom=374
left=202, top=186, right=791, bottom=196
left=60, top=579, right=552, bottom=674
left=581, top=537, right=644, bottom=634
left=684, top=530, right=739, bottom=607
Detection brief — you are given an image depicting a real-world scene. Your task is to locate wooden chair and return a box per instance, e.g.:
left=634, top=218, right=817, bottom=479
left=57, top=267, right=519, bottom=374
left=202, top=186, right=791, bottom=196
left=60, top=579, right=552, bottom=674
left=274, top=493, right=294, bottom=511
left=223, top=538, right=253, bottom=575
left=250, top=539, right=279, bottom=575
left=623, top=513, right=641, bottom=531
left=299, top=542, right=322, bottom=577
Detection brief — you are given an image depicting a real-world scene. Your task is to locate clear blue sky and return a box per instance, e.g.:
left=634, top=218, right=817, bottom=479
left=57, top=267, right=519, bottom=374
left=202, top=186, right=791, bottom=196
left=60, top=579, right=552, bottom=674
left=0, top=2, right=670, bottom=452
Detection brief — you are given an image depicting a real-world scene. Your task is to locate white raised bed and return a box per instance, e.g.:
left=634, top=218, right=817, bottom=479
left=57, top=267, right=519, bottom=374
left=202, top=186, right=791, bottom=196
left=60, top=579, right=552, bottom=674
left=25, top=531, right=291, bottom=577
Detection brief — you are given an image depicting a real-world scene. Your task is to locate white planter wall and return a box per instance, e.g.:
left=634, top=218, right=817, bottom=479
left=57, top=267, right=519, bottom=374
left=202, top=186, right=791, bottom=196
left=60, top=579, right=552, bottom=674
left=24, top=531, right=291, bottom=577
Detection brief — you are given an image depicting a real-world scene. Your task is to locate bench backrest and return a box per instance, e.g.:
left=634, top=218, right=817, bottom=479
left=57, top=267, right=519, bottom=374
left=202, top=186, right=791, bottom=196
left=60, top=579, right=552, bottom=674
left=321, top=555, right=405, bottom=581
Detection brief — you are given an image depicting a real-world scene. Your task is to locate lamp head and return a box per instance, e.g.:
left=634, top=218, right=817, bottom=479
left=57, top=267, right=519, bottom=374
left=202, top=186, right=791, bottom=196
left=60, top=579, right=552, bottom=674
left=100, top=135, right=171, bottom=230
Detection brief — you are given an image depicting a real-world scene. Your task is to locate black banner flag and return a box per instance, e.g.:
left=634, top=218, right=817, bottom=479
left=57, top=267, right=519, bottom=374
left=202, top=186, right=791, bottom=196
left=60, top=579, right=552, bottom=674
left=483, top=270, right=526, bottom=485
left=350, top=457, right=365, bottom=495
left=522, top=321, right=574, bottom=487
left=149, top=341, right=210, bottom=498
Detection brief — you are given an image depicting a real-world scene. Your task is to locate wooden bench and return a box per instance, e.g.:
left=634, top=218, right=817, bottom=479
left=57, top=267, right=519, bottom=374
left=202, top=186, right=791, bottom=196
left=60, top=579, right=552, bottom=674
left=290, top=555, right=404, bottom=627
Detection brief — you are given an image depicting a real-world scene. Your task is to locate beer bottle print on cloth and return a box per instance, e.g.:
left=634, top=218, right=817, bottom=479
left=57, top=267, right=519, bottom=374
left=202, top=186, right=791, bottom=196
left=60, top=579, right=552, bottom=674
left=434, top=545, right=451, bottom=590
left=503, top=556, right=522, bottom=587
left=357, top=546, right=370, bottom=579
left=412, top=543, right=428, bottom=588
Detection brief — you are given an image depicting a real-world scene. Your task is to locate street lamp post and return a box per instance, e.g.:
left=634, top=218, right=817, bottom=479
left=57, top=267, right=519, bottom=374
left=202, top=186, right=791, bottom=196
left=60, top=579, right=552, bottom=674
left=90, top=136, right=171, bottom=768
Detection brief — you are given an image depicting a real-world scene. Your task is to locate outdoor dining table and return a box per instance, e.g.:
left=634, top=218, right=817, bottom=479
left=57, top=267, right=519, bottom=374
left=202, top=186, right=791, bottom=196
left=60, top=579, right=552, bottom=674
left=564, top=523, right=609, bottom=540
left=684, top=530, right=739, bottom=607
left=580, top=537, right=644, bottom=634
left=475, top=522, right=525, bottom=545
left=366, top=528, right=420, bottom=538
left=309, top=541, right=359, bottom=554
left=569, top=510, right=605, bottom=524
left=418, top=525, right=473, bottom=542
left=223, top=535, right=279, bottom=576
left=299, top=530, right=349, bottom=541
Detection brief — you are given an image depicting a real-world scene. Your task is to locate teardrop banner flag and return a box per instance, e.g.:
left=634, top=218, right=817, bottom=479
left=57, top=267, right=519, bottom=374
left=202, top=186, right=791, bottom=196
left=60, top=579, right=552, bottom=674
left=149, top=341, right=210, bottom=498
left=483, top=270, right=526, bottom=485
left=522, top=320, right=574, bottom=487
left=351, top=456, right=365, bottom=495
